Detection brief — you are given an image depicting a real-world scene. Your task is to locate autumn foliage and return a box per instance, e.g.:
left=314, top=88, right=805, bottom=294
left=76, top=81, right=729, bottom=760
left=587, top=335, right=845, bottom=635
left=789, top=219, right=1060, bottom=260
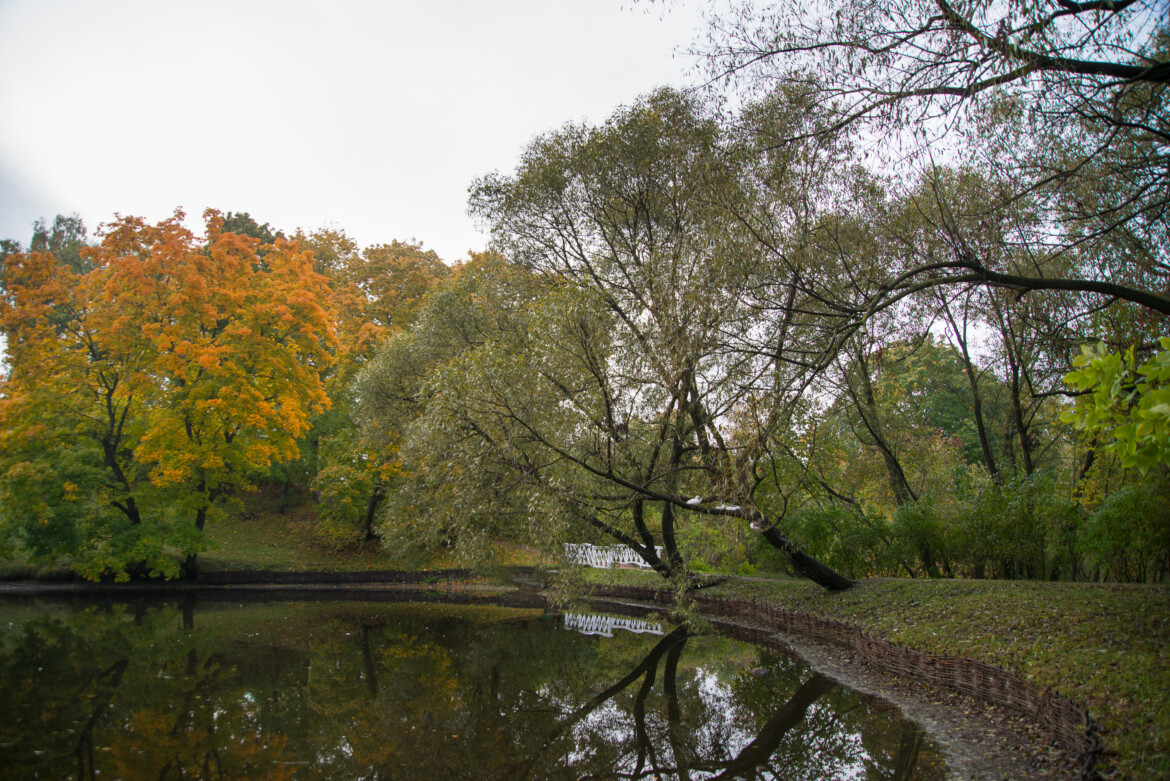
left=0, top=210, right=336, bottom=579
left=292, top=228, right=450, bottom=547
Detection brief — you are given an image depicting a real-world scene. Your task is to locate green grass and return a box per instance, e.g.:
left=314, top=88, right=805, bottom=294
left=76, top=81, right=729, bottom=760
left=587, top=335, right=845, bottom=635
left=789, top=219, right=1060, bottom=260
left=579, top=569, right=1167, bottom=780
left=199, top=489, right=400, bottom=571
left=199, top=486, right=549, bottom=572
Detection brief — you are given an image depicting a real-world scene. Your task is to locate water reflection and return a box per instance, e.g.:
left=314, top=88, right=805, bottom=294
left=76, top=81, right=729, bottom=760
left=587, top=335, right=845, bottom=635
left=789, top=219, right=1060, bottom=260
left=0, top=596, right=947, bottom=780
left=562, top=611, right=663, bottom=637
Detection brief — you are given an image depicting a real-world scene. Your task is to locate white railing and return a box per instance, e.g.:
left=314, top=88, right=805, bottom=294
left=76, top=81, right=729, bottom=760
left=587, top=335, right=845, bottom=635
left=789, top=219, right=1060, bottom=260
left=564, top=543, right=663, bottom=569
left=563, top=611, right=664, bottom=637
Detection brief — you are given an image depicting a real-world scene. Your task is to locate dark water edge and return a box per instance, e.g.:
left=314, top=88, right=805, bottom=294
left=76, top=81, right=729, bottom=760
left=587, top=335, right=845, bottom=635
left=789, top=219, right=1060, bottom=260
left=0, top=592, right=950, bottom=780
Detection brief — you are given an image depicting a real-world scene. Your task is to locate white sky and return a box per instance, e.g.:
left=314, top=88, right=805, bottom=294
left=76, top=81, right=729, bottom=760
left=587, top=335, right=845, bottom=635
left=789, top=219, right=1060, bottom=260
left=0, top=0, right=708, bottom=263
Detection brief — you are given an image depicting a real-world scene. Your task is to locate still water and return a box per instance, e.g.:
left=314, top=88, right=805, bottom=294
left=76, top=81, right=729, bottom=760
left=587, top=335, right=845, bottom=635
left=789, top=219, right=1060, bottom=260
left=0, top=592, right=949, bottom=779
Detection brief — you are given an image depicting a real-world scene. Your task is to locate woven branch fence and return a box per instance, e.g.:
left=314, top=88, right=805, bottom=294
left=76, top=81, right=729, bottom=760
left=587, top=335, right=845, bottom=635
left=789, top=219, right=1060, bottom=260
left=589, top=584, right=1102, bottom=781
left=192, top=569, right=476, bottom=585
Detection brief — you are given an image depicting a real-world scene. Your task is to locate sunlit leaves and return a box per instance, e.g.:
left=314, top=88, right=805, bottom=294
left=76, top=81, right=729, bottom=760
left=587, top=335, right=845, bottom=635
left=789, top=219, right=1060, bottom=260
left=1063, top=339, right=1170, bottom=474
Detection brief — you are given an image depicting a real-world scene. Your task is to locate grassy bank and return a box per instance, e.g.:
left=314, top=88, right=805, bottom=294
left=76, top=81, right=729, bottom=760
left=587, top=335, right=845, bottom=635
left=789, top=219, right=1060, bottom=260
left=200, top=488, right=545, bottom=572
left=0, top=487, right=547, bottom=579
left=199, top=489, right=402, bottom=571
left=578, top=568, right=1167, bottom=780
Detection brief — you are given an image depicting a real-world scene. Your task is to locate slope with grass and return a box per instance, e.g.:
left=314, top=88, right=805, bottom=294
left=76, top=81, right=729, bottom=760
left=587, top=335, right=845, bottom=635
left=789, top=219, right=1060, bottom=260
left=199, top=486, right=547, bottom=573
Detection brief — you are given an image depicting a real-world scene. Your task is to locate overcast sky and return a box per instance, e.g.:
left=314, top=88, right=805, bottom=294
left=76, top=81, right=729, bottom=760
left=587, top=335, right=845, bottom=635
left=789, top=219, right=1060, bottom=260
left=0, top=0, right=709, bottom=263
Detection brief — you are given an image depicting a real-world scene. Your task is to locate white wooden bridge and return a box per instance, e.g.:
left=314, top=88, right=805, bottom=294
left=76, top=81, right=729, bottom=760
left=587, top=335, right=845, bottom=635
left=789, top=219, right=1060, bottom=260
left=563, top=543, right=663, bottom=569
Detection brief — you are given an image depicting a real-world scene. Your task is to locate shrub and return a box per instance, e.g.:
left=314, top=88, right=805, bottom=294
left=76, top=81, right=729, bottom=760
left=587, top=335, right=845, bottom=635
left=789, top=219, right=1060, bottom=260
left=890, top=498, right=952, bottom=577
left=783, top=503, right=890, bottom=579
left=1080, top=481, right=1170, bottom=582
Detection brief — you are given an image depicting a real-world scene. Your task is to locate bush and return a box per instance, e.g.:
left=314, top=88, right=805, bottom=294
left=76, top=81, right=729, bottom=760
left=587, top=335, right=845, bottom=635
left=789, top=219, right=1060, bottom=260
left=1080, top=481, right=1170, bottom=582
left=950, top=473, right=1082, bottom=580
left=890, top=498, right=952, bottom=577
left=679, top=514, right=751, bottom=574
left=781, top=503, right=890, bottom=579
left=311, top=464, right=379, bottom=549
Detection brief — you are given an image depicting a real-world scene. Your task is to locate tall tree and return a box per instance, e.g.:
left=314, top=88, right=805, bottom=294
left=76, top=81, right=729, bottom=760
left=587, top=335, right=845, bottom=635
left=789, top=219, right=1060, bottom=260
left=700, top=1, right=1169, bottom=476
left=0, top=210, right=335, bottom=579
left=701, top=0, right=1168, bottom=303
left=29, top=213, right=90, bottom=272
left=459, top=88, right=852, bottom=588
left=295, top=227, right=450, bottom=544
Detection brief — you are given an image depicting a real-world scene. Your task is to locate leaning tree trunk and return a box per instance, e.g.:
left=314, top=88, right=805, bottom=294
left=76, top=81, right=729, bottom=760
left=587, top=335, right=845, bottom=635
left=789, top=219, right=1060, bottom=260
left=850, top=345, right=918, bottom=506
left=759, top=524, right=854, bottom=591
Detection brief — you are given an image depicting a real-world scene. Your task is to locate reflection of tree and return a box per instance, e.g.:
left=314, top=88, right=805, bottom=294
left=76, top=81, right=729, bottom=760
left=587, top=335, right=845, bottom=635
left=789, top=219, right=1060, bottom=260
left=73, top=658, right=127, bottom=779
left=0, top=602, right=295, bottom=780
left=497, top=628, right=846, bottom=781
left=562, top=634, right=842, bottom=781
left=0, top=600, right=945, bottom=780
left=729, top=650, right=939, bottom=781
left=892, top=721, right=926, bottom=781
left=703, top=673, right=835, bottom=779
left=497, top=628, right=692, bottom=780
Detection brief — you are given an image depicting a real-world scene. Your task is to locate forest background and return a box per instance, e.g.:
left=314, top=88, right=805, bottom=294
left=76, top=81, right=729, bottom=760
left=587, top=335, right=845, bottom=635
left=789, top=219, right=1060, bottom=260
left=0, top=0, right=1167, bottom=588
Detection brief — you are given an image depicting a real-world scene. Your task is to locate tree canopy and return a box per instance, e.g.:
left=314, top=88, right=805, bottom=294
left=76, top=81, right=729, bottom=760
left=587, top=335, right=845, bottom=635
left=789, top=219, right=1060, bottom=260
left=0, top=2, right=1165, bottom=588
left=701, top=0, right=1169, bottom=314
left=0, top=210, right=335, bottom=579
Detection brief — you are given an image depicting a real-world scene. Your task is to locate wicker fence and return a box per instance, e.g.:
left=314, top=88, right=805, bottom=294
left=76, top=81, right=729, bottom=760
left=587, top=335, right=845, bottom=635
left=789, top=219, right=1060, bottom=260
left=192, top=569, right=471, bottom=585
left=589, top=584, right=1102, bottom=781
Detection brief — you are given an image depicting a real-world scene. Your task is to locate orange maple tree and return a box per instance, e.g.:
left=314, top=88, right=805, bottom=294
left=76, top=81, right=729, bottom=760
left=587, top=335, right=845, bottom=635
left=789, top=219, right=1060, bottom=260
left=0, top=209, right=336, bottom=579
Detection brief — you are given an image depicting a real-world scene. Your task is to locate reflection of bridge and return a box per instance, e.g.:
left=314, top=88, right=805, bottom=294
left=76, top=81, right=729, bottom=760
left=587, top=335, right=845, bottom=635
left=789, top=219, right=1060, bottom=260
left=564, top=544, right=663, bottom=569
left=563, top=612, right=664, bottom=637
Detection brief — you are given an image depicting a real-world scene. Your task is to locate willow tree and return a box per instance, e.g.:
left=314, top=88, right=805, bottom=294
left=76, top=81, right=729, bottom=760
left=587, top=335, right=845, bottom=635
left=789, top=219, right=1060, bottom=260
left=457, top=88, right=852, bottom=589
left=353, top=253, right=565, bottom=563
left=291, top=227, right=452, bottom=545
left=701, top=0, right=1169, bottom=306
left=701, top=1, right=1170, bottom=481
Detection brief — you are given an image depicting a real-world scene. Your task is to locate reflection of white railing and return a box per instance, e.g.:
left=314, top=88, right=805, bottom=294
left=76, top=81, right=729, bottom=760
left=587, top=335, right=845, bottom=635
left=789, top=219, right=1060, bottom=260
left=564, top=543, right=663, bottom=569
left=563, top=612, right=664, bottom=637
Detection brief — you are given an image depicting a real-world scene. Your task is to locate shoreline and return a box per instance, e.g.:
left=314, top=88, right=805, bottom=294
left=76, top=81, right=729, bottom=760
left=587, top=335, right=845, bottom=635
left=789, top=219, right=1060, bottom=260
left=587, top=587, right=1094, bottom=781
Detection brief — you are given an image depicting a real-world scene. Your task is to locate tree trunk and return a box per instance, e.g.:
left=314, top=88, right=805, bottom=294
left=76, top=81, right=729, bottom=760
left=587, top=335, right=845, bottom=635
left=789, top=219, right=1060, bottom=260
left=760, top=524, right=854, bottom=590
left=995, top=304, right=1036, bottom=477
left=661, top=428, right=687, bottom=570
left=661, top=500, right=684, bottom=570
left=939, top=291, right=1000, bottom=480
left=363, top=484, right=385, bottom=542
left=185, top=503, right=211, bottom=577
left=851, top=345, right=917, bottom=506
left=101, top=437, right=143, bottom=525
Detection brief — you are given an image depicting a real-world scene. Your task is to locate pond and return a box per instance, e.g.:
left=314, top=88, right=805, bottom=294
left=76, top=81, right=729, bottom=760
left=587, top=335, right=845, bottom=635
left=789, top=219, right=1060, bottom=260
left=0, top=591, right=950, bottom=779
